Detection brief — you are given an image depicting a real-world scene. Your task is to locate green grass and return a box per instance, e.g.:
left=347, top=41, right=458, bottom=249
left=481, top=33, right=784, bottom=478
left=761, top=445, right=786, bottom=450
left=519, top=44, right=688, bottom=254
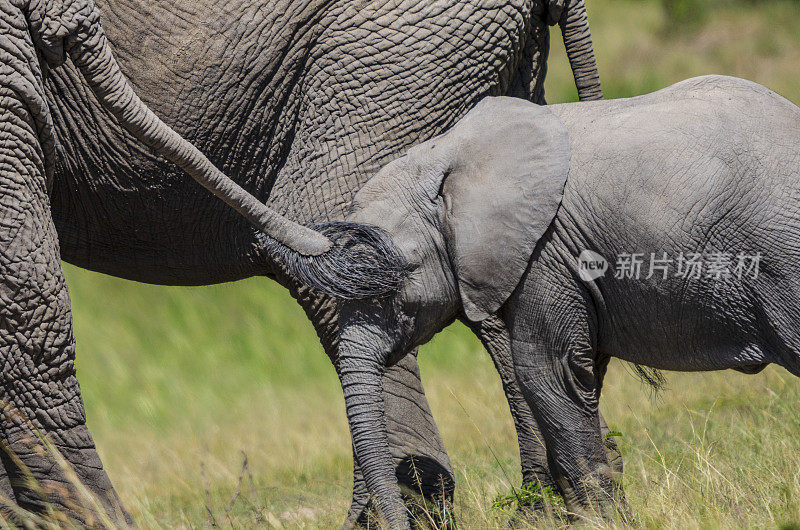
left=58, top=0, right=800, bottom=527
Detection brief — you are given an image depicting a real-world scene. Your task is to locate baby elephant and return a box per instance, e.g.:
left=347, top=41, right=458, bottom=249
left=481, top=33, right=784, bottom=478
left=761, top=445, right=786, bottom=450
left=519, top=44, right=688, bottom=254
left=336, top=75, right=800, bottom=526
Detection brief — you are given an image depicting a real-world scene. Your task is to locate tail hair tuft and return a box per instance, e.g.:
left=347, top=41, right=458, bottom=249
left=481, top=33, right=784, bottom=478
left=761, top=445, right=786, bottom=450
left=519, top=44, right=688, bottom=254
left=268, top=221, right=410, bottom=300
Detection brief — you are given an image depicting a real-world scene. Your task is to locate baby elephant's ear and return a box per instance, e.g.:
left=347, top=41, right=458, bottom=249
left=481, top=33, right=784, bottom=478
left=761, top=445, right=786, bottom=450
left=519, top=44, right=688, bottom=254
left=441, top=97, right=570, bottom=322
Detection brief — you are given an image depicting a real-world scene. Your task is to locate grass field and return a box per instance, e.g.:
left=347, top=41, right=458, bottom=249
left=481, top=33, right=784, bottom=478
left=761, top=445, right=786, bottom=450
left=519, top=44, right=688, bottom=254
left=60, top=0, right=800, bottom=527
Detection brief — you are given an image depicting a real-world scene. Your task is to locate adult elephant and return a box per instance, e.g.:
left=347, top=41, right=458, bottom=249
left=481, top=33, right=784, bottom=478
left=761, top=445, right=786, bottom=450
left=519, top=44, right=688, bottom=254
left=0, top=0, right=399, bottom=525
left=21, top=0, right=605, bottom=525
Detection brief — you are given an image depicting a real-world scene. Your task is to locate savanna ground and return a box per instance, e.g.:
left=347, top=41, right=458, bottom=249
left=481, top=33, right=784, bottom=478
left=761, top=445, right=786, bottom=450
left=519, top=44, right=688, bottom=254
left=59, top=0, right=800, bottom=527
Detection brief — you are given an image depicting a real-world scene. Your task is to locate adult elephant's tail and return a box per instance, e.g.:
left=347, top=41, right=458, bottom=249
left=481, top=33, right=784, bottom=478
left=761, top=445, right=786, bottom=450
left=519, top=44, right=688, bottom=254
left=25, top=0, right=407, bottom=298
left=558, top=0, right=603, bottom=101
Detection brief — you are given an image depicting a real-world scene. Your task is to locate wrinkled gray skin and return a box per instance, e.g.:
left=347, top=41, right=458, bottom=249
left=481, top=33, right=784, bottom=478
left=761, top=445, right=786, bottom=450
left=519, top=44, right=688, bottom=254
left=44, top=0, right=605, bottom=526
left=342, top=75, right=800, bottom=524
left=0, top=0, right=385, bottom=523
left=1, top=0, right=606, bottom=525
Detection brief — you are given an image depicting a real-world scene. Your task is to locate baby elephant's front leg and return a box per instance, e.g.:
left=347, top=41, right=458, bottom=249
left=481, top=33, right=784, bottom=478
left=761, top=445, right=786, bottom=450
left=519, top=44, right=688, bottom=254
left=505, top=273, right=617, bottom=517
left=470, top=316, right=623, bottom=501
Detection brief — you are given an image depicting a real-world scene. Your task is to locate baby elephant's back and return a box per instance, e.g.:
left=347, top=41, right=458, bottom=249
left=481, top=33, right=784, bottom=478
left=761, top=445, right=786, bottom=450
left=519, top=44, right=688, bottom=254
left=551, top=75, right=800, bottom=264
left=543, top=76, right=800, bottom=372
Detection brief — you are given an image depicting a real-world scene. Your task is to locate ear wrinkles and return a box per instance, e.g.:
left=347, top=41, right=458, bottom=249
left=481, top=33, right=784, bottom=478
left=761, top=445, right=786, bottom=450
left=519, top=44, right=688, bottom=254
left=438, top=97, right=571, bottom=322
left=407, top=136, right=460, bottom=203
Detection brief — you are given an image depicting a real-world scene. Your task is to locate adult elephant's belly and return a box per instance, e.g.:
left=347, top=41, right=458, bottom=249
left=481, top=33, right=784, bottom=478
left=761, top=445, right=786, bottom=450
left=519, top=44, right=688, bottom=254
left=48, top=0, right=532, bottom=286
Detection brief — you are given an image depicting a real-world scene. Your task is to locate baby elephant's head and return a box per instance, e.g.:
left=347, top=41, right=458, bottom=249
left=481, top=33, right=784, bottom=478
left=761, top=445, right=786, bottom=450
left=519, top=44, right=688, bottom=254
left=347, top=97, right=571, bottom=348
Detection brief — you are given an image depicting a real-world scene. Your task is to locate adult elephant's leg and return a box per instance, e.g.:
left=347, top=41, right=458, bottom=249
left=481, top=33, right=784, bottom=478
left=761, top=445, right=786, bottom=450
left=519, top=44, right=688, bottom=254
left=0, top=91, right=128, bottom=525
left=509, top=0, right=603, bottom=105
left=289, top=289, right=454, bottom=528
left=383, top=353, right=453, bottom=524
left=508, top=3, right=551, bottom=105
left=0, top=463, right=15, bottom=511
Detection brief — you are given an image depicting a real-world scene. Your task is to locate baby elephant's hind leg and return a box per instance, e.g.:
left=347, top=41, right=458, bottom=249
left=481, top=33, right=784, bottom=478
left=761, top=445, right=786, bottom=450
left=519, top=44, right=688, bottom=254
left=505, top=269, right=618, bottom=517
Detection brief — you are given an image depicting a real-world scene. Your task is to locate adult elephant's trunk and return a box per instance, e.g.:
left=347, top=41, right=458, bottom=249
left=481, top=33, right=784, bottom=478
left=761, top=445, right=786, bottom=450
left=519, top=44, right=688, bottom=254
left=559, top=0, right=602, bottom=101
left=42, top=1, right=406, bottom=299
